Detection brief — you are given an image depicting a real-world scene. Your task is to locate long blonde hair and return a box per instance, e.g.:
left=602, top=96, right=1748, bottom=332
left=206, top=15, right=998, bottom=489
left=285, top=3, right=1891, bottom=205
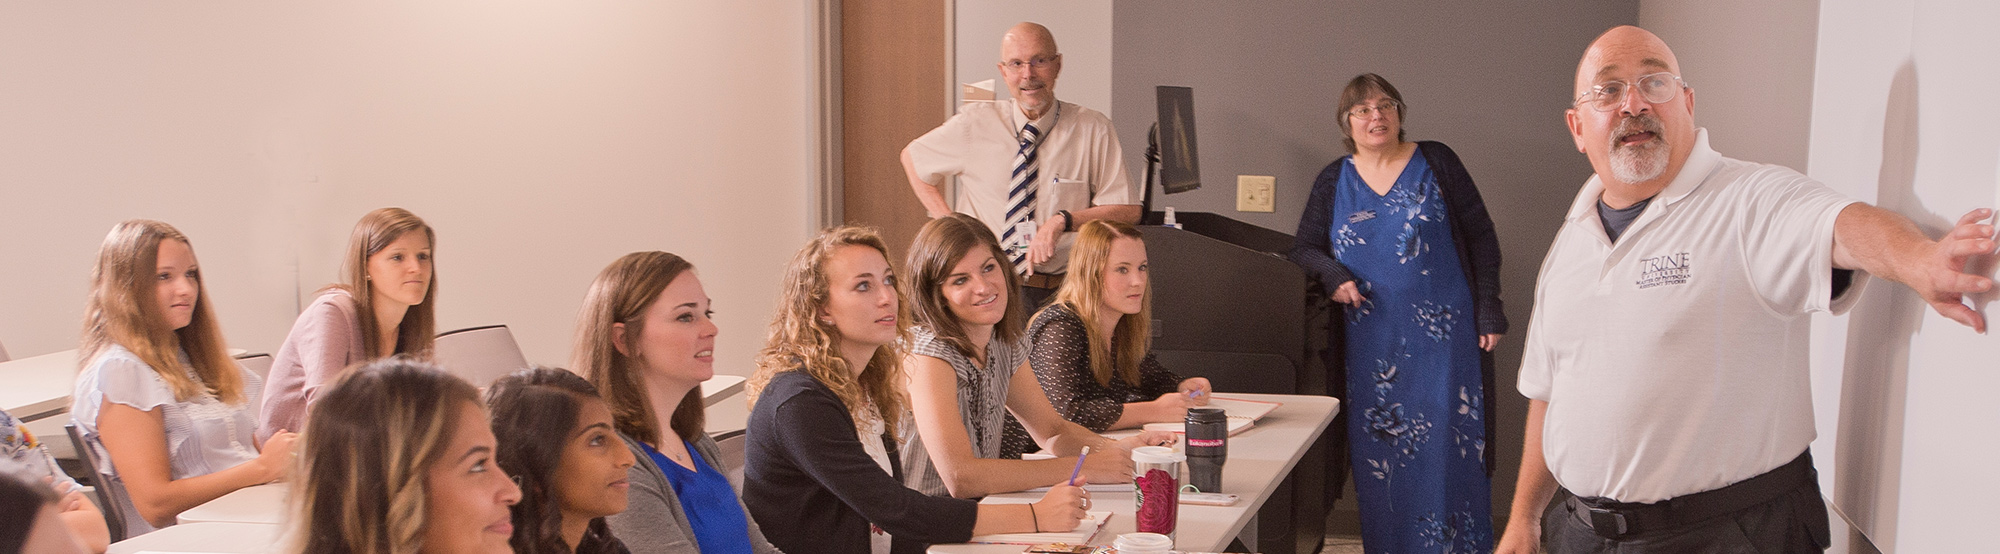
left=1047, top=220, right=1152, bottom=387
left=329, top=207, right=437, bottom=359
left=80, top=220, right=245, bottom=404
left=748, top=226, right=911, bottom=437
left=573, top=251, right=705, bottom=446
left=290, top=357, right=482, bottom=554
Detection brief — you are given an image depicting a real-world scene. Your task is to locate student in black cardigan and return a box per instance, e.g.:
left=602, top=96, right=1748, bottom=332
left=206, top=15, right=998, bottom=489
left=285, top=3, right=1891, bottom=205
left=742, top=226, right=1089, bottom=554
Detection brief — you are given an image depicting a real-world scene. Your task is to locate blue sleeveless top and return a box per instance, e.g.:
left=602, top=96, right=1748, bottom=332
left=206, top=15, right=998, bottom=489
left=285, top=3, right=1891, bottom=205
left=644, top=440, right=753, bottom=554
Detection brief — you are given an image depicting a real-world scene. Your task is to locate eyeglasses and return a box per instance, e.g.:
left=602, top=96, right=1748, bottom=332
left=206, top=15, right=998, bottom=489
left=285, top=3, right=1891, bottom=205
left=1002, top=55, right=1059, bottom=72
left=1574, top=72, right=1688, bottom=112
left=1347, top=102, right=1399, bottom=119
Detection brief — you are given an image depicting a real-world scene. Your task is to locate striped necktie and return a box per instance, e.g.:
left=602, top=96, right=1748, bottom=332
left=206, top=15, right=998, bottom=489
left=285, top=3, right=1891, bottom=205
left=1002, top=123, right=1040, bottom=276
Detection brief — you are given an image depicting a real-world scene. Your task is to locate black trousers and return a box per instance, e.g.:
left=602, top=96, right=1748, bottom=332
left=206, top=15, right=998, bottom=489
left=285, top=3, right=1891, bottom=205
left=1543, top=473, right=1832, bottom=553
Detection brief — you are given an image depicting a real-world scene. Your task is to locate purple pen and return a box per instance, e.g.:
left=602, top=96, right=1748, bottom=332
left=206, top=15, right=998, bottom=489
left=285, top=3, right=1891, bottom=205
left=1067, top=446, right=1091, bottom=486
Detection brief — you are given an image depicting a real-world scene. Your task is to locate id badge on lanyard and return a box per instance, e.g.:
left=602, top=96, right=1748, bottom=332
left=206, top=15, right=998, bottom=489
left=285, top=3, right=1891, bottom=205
left=1011, top=220, right=1038, bottom=256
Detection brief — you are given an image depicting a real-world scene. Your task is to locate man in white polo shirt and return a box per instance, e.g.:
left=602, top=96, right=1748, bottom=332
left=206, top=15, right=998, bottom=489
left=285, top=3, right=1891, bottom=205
left=901, top=21, right=1140, bottom=307
left=1494, top=26, right=1996, bottom=553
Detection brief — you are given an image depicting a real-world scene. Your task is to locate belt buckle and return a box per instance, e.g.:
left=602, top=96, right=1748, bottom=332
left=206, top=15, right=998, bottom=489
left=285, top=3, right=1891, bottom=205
left=1586, top=506, right=1631, bottom=540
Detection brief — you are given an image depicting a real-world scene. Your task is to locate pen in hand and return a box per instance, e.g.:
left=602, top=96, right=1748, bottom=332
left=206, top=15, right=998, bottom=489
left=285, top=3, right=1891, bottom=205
left=1067, top=446, right=1090, bottom=486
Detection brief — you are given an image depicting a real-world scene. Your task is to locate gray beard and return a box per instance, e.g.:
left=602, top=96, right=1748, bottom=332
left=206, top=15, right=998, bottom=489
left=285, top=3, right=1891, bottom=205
left=1610, top=140, right=1669, bottom=183
left=1608, top=115, right=1669, bottom=183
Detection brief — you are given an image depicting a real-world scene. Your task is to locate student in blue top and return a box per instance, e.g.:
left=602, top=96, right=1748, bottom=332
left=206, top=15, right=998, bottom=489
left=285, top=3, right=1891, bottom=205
left=574, top=251, right=781, bottom=554
left=487, top=368, right=635, bottom=554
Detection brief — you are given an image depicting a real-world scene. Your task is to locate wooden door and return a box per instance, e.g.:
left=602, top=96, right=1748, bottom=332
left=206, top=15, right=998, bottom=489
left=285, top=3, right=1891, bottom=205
left=840, top=0, right=948, bottom=262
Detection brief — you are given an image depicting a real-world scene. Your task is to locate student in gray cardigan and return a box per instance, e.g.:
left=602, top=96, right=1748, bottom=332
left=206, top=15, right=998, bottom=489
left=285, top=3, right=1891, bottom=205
left=610, top=433, right=781, bottom=554
left=570, top=251, right=781, bottom=554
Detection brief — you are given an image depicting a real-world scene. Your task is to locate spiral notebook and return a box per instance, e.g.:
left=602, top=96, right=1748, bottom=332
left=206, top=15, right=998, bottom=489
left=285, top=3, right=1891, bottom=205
left=966, top=510, right=1112, bottom=545
left=1138, top=396, right=1280, bottom=435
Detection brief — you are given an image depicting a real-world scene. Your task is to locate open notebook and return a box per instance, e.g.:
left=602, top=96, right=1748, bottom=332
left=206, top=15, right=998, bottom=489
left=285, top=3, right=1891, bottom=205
left=967, top=510, right=1112, bottom=545
left=1139, top=396, right=1281, bottom=436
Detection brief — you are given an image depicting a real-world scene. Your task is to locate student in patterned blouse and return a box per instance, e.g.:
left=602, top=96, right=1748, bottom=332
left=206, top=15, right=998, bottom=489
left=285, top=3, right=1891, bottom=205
left=742, top=227, right=1088, bottom=554
left=1026, top=220, right=1212, bottom=432
left=899, top=215, right=1170, bottom=499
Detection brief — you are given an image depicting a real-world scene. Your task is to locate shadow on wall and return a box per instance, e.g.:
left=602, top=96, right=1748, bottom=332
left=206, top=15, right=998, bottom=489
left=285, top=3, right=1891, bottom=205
left=1835, top=59, right=1930, bottom=550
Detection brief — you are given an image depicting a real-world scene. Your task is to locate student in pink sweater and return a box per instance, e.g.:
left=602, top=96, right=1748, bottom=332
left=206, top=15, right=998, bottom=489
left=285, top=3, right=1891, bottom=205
left=259, top=207, right=438, bottom=439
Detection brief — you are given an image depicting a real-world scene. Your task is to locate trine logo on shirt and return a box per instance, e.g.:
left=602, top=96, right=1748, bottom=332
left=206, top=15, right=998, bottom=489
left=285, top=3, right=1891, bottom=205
left=1636, top=252, right=1692, bottom=289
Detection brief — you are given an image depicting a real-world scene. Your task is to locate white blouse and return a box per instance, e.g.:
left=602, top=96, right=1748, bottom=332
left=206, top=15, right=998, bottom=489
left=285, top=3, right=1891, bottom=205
left=71, top=344, right=263, bottom=536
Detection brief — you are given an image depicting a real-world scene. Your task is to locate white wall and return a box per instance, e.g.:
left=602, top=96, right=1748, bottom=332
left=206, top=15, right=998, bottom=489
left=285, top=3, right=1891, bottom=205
left=0, top=1, right=817, bottom=378
left=1640, top=1, right=2000, bottom=550
left=953, top=0, right=1114, bottom=118
left=1806, top=0, right=2000, bottom=551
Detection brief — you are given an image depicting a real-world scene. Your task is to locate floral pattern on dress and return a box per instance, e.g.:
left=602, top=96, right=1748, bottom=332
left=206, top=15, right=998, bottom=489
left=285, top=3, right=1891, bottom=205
left=1324, top=149, right=1492, bottom=554
left=1413, top=300, right=1458, bottom=343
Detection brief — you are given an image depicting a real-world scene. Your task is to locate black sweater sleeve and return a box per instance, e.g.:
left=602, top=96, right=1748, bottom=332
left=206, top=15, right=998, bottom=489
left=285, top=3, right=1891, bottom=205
left=745, top=372, right=978, bottom=553
left=1288, top=159, right=1358, bottom=290
left=1422, top=141, right=1508, bottom=335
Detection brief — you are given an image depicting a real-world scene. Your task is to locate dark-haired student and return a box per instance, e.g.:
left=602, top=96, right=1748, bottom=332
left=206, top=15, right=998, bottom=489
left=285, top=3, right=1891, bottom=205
left=900, top=215, right=1171, bottom=499
left=261, top=207, right=439, bottom=439
left=743, top=227, right=1088, bottom=554
left=288, top=358, right=520, bottom=554
left=70, top=220, right=295, bottom=535
left=1, top=408, right=108, bottom=552
left=0, top=461, right=92, bottom=553
left=487, top=368, right=634, bottom=554
left=575, top=252, right=781, bottom=554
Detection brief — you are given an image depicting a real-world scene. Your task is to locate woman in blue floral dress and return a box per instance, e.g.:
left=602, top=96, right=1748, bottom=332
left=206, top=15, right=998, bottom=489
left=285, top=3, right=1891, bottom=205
left=1289, top=74, right=1508, bottom=554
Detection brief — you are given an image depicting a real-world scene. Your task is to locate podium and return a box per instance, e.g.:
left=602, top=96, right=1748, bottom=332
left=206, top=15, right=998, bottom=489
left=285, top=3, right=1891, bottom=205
left=1138, top=211, right=1333, bottom=554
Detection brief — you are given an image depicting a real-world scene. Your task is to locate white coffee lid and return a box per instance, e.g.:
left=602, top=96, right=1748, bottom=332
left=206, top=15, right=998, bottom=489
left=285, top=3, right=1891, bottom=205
left=1113, top=532, right=1174, bottom=550
left=1131, top=445, right=1185, bottom=464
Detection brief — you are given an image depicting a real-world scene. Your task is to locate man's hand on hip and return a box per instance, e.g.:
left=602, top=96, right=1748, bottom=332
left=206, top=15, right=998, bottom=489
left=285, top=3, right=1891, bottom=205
left=1029, top=218, right=1063, bottom=265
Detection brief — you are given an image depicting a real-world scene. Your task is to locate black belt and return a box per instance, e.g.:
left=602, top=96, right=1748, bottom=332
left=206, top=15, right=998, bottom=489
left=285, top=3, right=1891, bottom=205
left=1569, top=451, right=1816, bottom=540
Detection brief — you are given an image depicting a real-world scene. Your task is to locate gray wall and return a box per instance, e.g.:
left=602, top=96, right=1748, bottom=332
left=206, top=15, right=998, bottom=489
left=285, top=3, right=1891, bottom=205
left=1111, top=0, right=1639, bottom=523
left=1640, top=0, right=1819, bottom=170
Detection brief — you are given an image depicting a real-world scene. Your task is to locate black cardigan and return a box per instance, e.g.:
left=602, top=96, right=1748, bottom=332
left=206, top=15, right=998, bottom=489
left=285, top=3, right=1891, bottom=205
left=742, top=370, right=980, bottom=554
left=1286, top=140, right=1506, bottom=475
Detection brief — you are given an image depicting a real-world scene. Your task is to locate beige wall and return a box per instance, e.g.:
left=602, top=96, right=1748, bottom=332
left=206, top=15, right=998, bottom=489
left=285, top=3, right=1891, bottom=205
left=0, top=1, right=817, bottom=377
left=953, top=1, right=1115, bottom=118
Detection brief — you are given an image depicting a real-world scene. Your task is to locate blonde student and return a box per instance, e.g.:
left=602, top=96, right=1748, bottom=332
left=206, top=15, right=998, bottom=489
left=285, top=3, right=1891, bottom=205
left=70, top=220, right=295, bottom=535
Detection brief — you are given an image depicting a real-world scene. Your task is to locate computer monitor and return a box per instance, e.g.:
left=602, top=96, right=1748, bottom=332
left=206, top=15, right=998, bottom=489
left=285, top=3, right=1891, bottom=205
left=1156, top=85, right=1201, bottom=194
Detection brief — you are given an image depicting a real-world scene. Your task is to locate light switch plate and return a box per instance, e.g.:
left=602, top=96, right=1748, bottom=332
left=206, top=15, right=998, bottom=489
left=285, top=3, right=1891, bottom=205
left=1237, top=175, right=1275, bottom=212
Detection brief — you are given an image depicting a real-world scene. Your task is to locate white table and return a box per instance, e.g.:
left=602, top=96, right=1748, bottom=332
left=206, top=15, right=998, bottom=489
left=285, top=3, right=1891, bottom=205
left=178, top=483, right=288, bottom=525
left=701, top=374, right=747, bottom=406
left=0, top=349, right=81, bottom=422
left=109, top=522, right=279, bottom=554
left=930, top=393, right=1339, bottom=553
